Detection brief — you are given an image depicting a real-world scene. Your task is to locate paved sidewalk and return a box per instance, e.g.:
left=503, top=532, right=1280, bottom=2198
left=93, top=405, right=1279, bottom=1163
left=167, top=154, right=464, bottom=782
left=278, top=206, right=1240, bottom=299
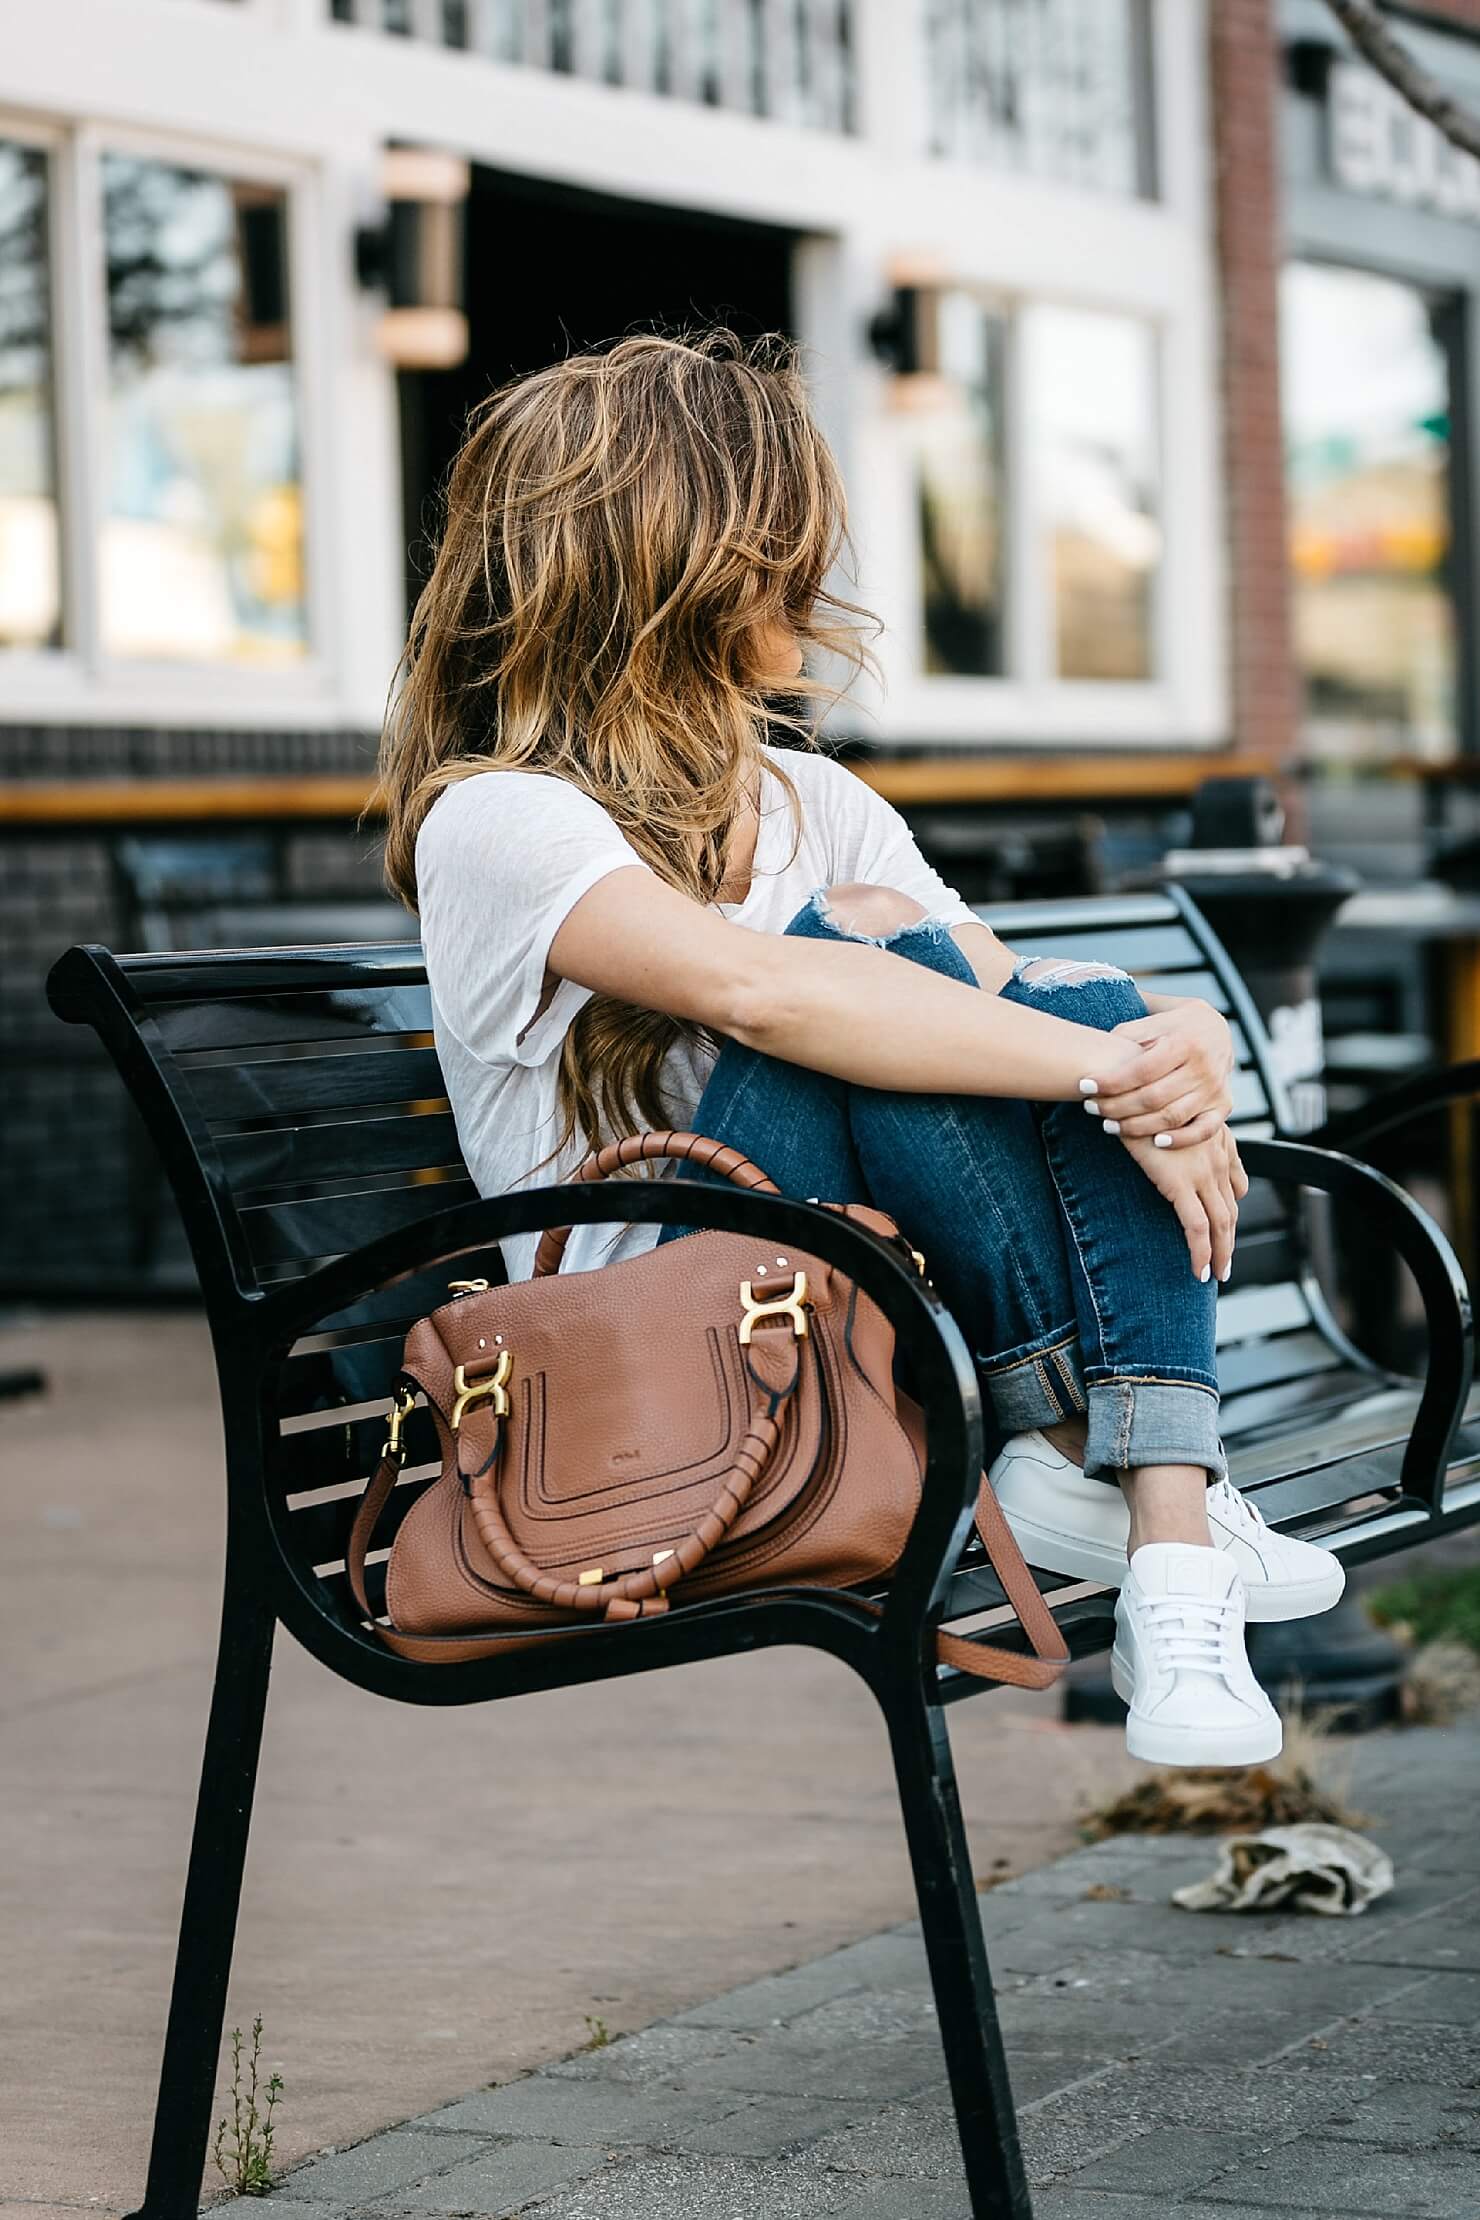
left=234, top=1721, right=1480, bottom=2220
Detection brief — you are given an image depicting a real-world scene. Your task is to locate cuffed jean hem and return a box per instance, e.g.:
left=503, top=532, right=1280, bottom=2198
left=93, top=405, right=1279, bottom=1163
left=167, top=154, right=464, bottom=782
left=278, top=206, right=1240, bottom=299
left=1082, top=1375, right=1227, bottom=1486
left=977, top=1329, right=1088, bottom=1431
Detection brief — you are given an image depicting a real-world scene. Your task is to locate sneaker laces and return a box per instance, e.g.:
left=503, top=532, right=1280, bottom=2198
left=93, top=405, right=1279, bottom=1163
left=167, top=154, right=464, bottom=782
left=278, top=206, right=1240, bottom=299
left=1209, top=1479, right=1267, bottom=1535
left=1141, top=1590, right=1242, bottom=1678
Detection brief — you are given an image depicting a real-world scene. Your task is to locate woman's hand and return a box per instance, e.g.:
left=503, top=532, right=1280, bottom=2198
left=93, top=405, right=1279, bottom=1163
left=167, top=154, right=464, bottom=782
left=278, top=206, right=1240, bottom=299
left=1081, top=1000, right=1235, bottom=1148
left=1122, top=1125, right=1247, bottom=1282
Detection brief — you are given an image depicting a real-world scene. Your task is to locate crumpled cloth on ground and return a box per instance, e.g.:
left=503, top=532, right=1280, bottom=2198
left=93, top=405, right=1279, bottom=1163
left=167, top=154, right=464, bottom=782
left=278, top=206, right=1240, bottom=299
left=1172, top=1823, right=1394, bottom=1916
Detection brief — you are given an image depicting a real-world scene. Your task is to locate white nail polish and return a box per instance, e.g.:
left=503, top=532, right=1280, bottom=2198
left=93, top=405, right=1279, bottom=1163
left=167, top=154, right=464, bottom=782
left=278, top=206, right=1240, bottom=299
left=1079, top=1077, right=1098, bottom=1094
left=1082, top=1097, right=1100, bottom=1116
left=1200, top=1266, right=1211, bottom=1283
left=1154, top=1133, right=1172, bottom=1149
left=1220, top=1264, right=1232, bottom=1283
left=1103, top=1119, right=1120, bottom=1136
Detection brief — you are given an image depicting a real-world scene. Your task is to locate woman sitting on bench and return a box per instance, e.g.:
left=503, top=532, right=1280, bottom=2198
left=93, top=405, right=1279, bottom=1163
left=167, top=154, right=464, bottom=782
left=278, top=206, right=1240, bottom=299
left=376, top=328, right=1343, bottom=1768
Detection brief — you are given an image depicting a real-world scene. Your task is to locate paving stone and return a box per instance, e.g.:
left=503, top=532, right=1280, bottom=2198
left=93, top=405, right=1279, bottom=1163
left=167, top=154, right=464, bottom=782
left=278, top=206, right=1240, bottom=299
left=1016, top=2061, right=1379, bottom=2181
left=1268, top=2011, right=1480, bottom=2088
left=366, top=2137, right=611, bottom=2212
left=271, top=2132, right=487, bottom=2205
left=681, top=2092, right=868, bottom=2158
left=1202, top=2135, right=1480, bottom=2215
left=829, top=2180, right=975, bottom=2219
left=782, top=1984, right=939, bottom=2044
left=798, top=2098, right=965, bottom=2180
left=1067, top=2127, right=1270, bottom=2196
left=674, top=2025, right=944, bottom=2103
left=1342, top=1892, right=1480, bottom=1972
left=1315, top=2081, right=1480, bottom=2151
left=1005, top=2052, right=1126, bottom=2107
left=421, top=2074, right=742, bottom=2143
left=1359, top=1970, right=1480, bottom=2025
left=1030, top=2200, right=1301, bottom=2220
left=247, top=2202, right=344, bottom=2220
left=511, top=2150, right=864, bottom=2218
left=672, top=1962, right=867, bottom=2032
left=545, top=2023, right=737, bottom=2084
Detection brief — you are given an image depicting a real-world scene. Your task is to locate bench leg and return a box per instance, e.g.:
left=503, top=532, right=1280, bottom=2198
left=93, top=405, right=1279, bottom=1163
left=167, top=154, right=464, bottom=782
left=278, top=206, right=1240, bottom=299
left=127, top=1566, right=275, bottom=2220
left=884, top=1682, right=1033, bottom=2220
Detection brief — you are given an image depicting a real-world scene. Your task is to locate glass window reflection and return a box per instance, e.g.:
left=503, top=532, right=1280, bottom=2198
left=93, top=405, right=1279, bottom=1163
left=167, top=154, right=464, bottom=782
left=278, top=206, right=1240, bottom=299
left=101, top=156, right=306, bottom=664
left=0, top=139, right=61, bottom=652
left=1281, top=262, right=1456, bottom=763
left=1036, top=306, right=1160, bottom=680
left=919, top=299, right=1007, bottom=677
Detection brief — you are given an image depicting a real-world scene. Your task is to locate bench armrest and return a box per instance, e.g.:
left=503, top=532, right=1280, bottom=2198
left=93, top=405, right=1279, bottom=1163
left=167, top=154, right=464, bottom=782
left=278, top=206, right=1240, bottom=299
left=254, top=1172, right=985, bottom=1639
left=1237, top=1137, right=1472, bottom=1506
left=1310, top=1059, right=1480, bottom=1155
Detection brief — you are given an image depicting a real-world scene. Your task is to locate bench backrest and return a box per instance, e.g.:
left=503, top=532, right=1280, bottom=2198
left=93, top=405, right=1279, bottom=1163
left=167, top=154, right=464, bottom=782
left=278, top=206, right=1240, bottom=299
left=47, top=889, right=1361, bottom=1625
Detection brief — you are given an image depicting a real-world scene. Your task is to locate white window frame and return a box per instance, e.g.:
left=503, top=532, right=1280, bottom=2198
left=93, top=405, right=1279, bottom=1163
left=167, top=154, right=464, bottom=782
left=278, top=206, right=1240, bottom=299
left=839, top=0, right=1224, bottom=748
left=0, top=113, right=79, bottom=686
left=0, top=109, right=339, bottom=721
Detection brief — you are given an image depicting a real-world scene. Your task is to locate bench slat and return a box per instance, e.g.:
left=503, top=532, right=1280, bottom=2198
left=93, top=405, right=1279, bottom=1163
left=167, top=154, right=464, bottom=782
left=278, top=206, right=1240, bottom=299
left=155, top=983, right=435, bottom=1055
left=186, top=1045, right=448, bottom=1124
left=981, top=923, right=1209, bottom=975
left=243, top=1175, right=479, bottom=1267
left=218, top=1111, right=464, bottom=1193
left=268, top=1250, right=509, bottom=1333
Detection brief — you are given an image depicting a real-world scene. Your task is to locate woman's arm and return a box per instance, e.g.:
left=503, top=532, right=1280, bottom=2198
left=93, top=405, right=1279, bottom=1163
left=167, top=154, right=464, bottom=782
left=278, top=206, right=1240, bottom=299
left=548, top=868, right=1144, bottom=1105
left=950, top=925, right=1235, bottom=1151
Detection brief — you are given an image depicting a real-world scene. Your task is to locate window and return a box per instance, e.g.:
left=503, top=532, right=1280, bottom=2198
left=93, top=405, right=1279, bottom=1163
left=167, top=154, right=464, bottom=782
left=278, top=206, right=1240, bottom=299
left=926, top=0, right=1155, bottom=199
left=1036, top=305, right=1160, bottom=681
left=914, top=299, right=1162, bottom=687
left=0, top=137, right=61, bottom=651
left=101, top=157, right=305, bottom=663
left=0, top=123, right=312, bottom=688
left=918, top=299, right=1008, bottom=676
left=1281, top=262, right=1457, bottom=763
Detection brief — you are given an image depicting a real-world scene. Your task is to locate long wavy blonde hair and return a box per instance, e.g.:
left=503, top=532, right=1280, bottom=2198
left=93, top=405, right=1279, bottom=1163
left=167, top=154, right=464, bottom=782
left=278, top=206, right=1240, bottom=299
left=376, top=327, right=874, bottom=1157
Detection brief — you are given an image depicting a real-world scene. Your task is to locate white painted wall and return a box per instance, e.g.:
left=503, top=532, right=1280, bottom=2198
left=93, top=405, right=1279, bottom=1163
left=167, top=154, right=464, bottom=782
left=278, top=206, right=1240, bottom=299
left=1, top=0, right=1226, bottom=746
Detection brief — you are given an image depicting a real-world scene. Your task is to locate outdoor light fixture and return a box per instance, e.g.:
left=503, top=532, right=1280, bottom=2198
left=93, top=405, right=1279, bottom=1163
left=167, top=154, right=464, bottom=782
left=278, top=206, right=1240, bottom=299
left=355, top=146, right=471, bottom=370
left=867, top=262, right=953, bottom=409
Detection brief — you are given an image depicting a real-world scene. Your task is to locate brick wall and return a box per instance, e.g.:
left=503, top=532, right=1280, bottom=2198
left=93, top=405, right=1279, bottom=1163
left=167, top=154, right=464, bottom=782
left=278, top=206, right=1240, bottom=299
left=0, top=723, right=384, bottom=1299
left=1209, top=0, right=1299, bottom=781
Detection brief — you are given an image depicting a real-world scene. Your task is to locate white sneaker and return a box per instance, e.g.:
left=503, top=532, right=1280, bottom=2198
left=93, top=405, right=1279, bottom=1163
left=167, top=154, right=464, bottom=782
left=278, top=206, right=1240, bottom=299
left=1113, top=1544, right=1282, bottom=1768
left=989, top=1431, right=1345, bottom=1622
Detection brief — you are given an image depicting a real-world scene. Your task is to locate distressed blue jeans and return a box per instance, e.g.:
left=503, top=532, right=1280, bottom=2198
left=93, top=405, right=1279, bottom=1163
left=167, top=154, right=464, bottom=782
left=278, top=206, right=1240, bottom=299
left=661, top=894, right=1224, bottom=1483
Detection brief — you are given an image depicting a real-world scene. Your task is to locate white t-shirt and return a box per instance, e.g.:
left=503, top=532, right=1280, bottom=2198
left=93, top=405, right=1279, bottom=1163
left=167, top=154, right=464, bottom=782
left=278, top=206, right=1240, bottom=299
left=415, top=745, right=975, bottom=1279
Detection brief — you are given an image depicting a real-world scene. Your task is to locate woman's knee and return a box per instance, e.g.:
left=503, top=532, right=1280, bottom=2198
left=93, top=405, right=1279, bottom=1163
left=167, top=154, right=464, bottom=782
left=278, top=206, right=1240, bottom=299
left=1007, top=955, right=1148, bottom=1028
left=816, top=882, right=928, bottom=940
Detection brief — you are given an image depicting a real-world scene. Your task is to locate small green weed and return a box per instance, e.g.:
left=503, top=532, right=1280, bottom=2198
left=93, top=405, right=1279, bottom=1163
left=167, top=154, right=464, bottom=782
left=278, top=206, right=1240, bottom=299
left=213, top=2016, right=283, bottom=2196
left=1367, top=1565, right=1480, bottom=1656
left=580, top=2015, right=611, bottom=2051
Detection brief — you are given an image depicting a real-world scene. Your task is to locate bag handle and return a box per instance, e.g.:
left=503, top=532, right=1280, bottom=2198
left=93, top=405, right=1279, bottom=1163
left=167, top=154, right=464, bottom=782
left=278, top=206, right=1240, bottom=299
left=531, top=1130, right=779, bottom=1278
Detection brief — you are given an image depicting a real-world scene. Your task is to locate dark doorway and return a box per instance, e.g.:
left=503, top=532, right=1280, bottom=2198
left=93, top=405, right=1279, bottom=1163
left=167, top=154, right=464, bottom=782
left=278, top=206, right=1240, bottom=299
left=397, top=168, right=799, bottom=612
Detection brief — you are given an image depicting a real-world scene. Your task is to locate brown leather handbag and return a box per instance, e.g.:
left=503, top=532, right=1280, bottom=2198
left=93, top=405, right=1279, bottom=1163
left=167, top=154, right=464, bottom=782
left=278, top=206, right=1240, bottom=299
left=348, top=1132, right=1068, bottom=1688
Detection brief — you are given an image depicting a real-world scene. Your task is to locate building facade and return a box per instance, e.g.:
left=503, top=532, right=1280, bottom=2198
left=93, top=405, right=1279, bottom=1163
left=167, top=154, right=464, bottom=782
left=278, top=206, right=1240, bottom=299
left=2, top=0, right=1233, bottom=1294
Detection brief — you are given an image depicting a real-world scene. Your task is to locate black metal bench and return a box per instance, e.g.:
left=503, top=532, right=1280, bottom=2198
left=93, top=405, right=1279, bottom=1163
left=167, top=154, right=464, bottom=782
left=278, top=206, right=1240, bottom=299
left=45, top=885, right=1480, bottom=2220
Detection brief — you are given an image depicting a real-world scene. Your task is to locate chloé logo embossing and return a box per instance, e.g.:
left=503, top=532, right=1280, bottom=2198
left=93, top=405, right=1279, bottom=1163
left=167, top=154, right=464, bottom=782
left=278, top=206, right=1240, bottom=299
left=611, top=1448, right=641, bottom=1466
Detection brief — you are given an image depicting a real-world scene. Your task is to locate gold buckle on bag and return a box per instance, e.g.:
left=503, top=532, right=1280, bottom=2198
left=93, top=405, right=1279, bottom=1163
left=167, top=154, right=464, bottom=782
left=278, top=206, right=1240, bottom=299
left=450, top=1347, right=513, bottom=1433
left=739, top=1272, right=811, bottom=1345
left=382, top=1381, right=417, bottom=1466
